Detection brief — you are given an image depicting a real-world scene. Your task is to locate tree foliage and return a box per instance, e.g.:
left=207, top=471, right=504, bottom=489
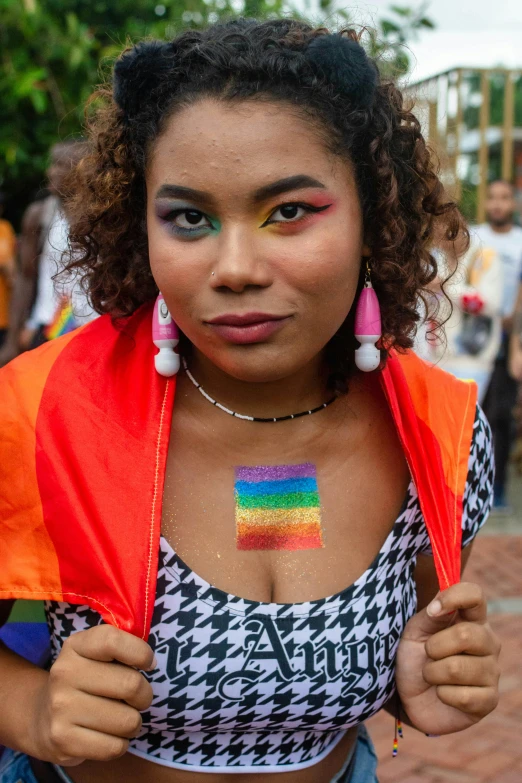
left=364, top=3, right=434, bottom=80
left=1, top=0, right=434, bottom=227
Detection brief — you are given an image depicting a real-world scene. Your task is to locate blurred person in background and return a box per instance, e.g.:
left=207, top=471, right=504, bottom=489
left=509, top=284, right=522, bottom=475
left=0, top=192, right=16, bottom=348
left=431, top=230, right=503, bottom=403
left=2, top=190, right=57, bottom=362
left=0, top=141, right=96, bottom=366
left=509, top=283, right=522, bottom=381
left=414, top=225, right=469, bottom=362
left=0, top=179, right=58, bottom=366
left=475, top=180, right=522, bottom=511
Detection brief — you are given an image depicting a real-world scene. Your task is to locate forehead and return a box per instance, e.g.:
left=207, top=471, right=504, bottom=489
left=148, top=98, right=350, bottom=193
left=488, top=182, right=513, bottom=198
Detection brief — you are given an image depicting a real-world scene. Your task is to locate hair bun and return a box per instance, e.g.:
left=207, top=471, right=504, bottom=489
left=113, top=41, right=174, bottom=119
left=305, top=34, right=377, bottom=108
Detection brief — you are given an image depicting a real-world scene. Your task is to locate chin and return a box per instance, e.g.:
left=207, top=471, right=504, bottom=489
left=215, top=345, right=309, bottom=384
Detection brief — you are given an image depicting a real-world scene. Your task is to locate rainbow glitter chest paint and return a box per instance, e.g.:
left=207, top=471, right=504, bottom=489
left=234, top=463, right=324, bottom=551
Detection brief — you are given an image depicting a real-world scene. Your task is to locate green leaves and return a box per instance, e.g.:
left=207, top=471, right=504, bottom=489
left=2, top=0, right=434, bottom=227
left=382, top=18, right=402, bottom=35
left=371, top=2, right=434, bottom=80
left=11, top=68, right=47, bottom=97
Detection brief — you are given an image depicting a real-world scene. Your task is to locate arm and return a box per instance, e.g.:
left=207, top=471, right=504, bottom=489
left=509, top=282, right=522, bottom=381
left=0, top=265, right=14, bottom=286
left=0, top=202, right=43, bottom=365
left=387, top=404, right=498, bottom=733
left=383, top=545, right=475, bottom=726
left=0, top=602, right=154, bottom=764
left=394, top=581, right=499, bottom=735
left=0, top=633, right=50, bottom=756
left=0, top=600, right=49, bottom=754
left=0, top=247, right=15, bottom=287
left=0, top=365, right=151, bottom=762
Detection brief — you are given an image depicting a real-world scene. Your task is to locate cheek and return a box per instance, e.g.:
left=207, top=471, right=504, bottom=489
left=281, top=220, right=361, bottom=301
left=147, top=211, right=178, bottom=272
left=147, top=220, right=209, bottom=304
left=279, top=223, right=362, bottom=341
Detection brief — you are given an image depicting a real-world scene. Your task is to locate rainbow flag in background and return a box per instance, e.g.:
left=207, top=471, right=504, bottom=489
left=44, top=297, right=77, bottom=340
left=235, top=463, right=324, bottom=551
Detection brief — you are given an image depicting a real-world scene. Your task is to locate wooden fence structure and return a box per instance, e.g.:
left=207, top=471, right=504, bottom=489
left=405, top=68, right=522, bottom=222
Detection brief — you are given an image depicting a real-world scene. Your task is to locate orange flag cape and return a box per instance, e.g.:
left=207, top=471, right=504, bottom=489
left=0, top=304, right=477, bottom=639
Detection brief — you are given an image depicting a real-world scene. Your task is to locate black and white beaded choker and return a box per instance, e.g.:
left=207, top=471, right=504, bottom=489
left=182, top=357, right=337, bottom=423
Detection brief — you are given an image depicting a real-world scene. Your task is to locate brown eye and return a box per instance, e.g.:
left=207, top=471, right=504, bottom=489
left=280, top=205, right=300, bottom=219
left=176, top=210, right=208, bottom=228
left=263, top=202, right=331, bottom=227
left=268, top=204, right=308, bottom=223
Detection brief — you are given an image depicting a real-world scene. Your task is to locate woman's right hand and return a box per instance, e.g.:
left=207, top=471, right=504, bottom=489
left=30, top=624, right=156, bottom=766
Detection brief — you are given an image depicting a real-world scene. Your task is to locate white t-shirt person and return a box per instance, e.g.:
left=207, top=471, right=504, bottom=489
left=471, top=223, right=522, bottom=318
left=27, top=206, right=97, bottom=332
left=434, top=238, right=504, bottom=403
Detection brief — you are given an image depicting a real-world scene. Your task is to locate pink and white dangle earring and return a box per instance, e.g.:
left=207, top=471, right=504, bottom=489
left=152, top=293, right=180, bottom=377
left=354, top=261, right=382, bottom=372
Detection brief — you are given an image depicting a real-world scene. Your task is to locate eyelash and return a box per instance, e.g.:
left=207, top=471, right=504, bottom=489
left=163, top=202, right=331, bottom=236
left=262, top=202, right=331, bottom=227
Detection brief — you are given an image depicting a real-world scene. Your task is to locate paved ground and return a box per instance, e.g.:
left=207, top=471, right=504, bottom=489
left=368, top=469, right=522, bottom=783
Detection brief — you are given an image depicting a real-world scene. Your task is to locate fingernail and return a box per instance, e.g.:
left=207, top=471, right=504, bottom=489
left=150, top=655, right=158, bottom=670
left=427, top=599, right=442, bottom=617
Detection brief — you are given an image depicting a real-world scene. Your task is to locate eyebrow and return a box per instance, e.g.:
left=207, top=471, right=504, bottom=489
left=254, top=175, right=327, bottom=203
left=155, top=175, right=326, bottom=206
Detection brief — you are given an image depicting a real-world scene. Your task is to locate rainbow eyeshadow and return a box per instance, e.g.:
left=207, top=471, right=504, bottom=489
left=234, top=463, right=324, bottom=551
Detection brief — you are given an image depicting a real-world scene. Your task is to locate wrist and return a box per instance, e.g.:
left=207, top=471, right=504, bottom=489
left=12, top=668, right=50, bottom=758
left=383, top=690, right=413, bottom=728
left=395, top=696, right=416, bottom=730
left=384, top=688, right=425, bottom=733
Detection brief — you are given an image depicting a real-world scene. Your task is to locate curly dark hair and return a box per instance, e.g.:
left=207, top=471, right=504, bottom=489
left=65, top=17, right=466, bottom=383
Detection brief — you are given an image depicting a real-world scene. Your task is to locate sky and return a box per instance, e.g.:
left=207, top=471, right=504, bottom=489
left=309, top=1, right=522, bottom=83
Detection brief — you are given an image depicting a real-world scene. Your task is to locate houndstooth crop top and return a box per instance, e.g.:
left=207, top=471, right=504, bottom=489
left=44, top=405, right=493, bottom=774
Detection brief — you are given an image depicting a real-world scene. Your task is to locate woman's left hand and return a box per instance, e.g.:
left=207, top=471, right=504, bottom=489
left=395, top=582, right=501, bottom=735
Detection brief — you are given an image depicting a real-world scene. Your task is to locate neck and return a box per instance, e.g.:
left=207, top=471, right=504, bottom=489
left=185, top=350, right=334, bottom=420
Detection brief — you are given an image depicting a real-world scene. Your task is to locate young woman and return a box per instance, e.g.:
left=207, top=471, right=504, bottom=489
left=0, top=18, right=500, bottom=783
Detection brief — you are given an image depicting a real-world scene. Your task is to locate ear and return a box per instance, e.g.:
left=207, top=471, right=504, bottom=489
left=362, top=244, right=372, bottom=258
